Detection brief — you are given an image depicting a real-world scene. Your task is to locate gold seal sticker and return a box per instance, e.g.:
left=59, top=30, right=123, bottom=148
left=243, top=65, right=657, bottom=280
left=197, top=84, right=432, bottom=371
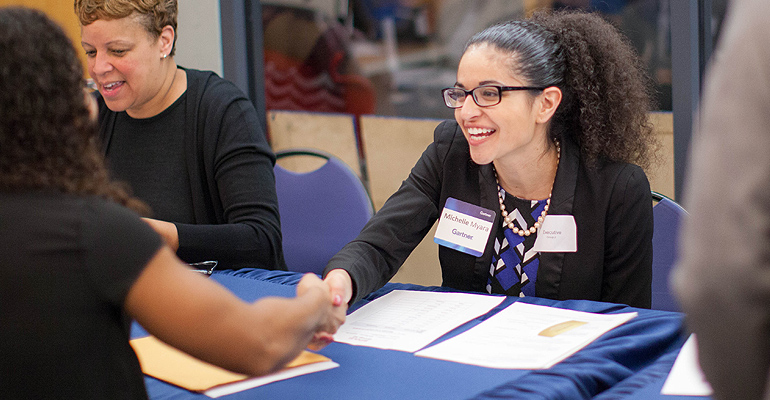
left=538, top=320, right=588, bottom=337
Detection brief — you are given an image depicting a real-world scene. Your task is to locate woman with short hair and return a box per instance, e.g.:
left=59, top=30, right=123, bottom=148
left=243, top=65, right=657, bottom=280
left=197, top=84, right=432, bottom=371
left=75, top=0, right=285, bottom=270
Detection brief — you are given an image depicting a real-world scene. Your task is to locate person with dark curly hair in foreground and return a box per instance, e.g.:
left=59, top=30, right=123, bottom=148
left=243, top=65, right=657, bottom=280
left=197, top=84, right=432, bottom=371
left=324, top=10, right=658, bottom=309
left=0, top=7, right=343, bottom=399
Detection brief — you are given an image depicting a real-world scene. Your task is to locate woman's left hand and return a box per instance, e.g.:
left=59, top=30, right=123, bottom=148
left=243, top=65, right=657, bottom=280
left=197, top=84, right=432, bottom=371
left=142, top=217, right=180, bottom=251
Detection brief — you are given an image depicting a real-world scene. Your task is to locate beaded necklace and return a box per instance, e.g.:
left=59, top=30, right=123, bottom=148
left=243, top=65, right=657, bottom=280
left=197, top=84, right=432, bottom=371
left=494, top=141, right=560, bottom=237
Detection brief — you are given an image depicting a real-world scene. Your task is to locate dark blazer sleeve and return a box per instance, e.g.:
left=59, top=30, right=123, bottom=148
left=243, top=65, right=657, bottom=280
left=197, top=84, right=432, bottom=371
left=94, top=71, right=284, bottom=270
left=174, top=72, right=285, bottom=270
left=601, top=164, right=653, bottom=308
left=324, top=120, right=453, bottom=303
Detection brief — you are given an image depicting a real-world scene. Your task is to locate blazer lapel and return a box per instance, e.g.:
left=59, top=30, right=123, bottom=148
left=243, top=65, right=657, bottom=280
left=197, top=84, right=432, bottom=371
left=536, top=136, right=579, bottom=299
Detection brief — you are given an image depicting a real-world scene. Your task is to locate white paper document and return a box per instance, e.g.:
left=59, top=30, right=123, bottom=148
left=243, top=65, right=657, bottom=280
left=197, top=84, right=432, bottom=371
left=415, top=302, right=637, bottom=369
left=204, top=361, right=339, bottom=398
left=660, top=334, right=713, bottom=396
left=333, top=290, right=505, bottom=352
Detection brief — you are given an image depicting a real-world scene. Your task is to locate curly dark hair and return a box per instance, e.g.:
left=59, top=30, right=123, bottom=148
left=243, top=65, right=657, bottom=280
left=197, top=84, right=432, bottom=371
left=465, top=10, right=659, bottom=170
left=0, top=7, right=149, bottom=215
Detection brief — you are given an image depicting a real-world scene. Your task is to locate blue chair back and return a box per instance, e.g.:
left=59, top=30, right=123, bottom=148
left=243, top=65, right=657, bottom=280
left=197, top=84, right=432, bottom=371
left=274, top=149, right=374, bottom=274
left=651, top=191, right=688, bottom=312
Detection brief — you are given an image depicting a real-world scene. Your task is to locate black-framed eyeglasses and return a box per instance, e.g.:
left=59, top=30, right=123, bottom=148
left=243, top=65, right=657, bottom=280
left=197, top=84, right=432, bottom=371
left=441, top=85, right=546, bottom=108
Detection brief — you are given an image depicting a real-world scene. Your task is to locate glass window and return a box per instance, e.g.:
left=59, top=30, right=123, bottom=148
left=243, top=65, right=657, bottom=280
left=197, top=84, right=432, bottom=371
left=260, top=0, right=726, bottom=118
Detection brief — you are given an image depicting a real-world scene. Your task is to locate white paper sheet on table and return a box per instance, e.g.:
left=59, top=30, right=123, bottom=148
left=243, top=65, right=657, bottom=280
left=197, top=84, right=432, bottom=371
left=415, top=302, right=637, bottom=369
left=333, top=290, right=505, bottom=352
left=660, top=334, right=713, bottom=396
left=204, top=361, right=339, bottom=398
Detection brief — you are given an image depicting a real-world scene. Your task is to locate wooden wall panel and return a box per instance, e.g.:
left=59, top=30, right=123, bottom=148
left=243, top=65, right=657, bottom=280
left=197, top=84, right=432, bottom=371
left=268, top=110, right=363, bottom=179
left=1, top=1, right=87, bottom=72
left=647, top=112, right=676, bottom=200
left=360, top=115, right=444, bottom=286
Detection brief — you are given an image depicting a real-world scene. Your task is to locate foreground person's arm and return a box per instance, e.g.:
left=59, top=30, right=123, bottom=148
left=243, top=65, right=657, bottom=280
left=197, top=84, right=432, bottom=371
left=125, top=246, right=343, bottom=376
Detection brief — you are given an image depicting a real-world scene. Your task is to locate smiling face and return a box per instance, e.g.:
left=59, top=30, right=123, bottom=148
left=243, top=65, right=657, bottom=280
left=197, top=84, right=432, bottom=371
left=454, top=44, right=555, bottom=167
left=80, top=14, right=172, bottom=118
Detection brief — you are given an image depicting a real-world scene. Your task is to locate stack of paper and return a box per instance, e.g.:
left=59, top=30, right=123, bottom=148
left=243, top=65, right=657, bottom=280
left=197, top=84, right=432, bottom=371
left=333, top=290, right=506, bottom=352
left=335, top=290, right=637, bottom=370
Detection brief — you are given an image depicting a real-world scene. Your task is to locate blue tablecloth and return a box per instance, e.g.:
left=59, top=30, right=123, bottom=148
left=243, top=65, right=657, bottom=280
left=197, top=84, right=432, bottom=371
left=592, top=344, right=710, bottom=400
left=134, top=269, right=695, bottom=400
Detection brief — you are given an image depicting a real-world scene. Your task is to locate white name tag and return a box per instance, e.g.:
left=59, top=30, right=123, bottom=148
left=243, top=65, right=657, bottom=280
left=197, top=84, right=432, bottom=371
left=434, top=198, right=495, bottom=257
left=533, top=215, right=578, bottom=252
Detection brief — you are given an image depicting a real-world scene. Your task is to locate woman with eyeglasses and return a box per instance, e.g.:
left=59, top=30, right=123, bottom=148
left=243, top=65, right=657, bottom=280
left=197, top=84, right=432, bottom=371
left=75, top=0, right=285, bottom=270
left=324, top=10, right=658, bottom=309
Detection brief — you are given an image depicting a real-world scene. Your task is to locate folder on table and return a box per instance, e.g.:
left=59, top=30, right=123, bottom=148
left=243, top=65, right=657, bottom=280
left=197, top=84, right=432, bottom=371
left=130, top=335, right=338, bottom=397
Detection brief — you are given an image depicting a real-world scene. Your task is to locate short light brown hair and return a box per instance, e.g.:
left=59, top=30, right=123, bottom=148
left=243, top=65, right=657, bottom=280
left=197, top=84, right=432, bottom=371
left=74, top=0, right=178, bottom=56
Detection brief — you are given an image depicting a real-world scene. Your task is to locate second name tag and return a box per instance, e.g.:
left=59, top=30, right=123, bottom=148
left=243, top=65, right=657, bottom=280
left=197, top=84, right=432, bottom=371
left=434, top=198, right=495, bottom=257
left=532, top=215, right=578, bottom=252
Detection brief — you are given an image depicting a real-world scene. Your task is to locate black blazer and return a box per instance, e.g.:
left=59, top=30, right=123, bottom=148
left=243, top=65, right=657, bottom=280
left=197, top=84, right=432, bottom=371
left=326, top=120, right=652, bottom=308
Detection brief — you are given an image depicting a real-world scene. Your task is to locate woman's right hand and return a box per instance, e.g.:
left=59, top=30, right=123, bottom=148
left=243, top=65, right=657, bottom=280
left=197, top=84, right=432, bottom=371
left=324, top=268, right=353, bottom=307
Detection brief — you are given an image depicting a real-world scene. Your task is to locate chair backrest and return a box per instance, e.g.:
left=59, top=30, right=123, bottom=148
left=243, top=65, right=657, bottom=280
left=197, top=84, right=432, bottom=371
left=651, top=191, right=688, bottom=312
left=274, top=149, right=374, bottom=274
left=267, top=110, right=364, bottom=181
